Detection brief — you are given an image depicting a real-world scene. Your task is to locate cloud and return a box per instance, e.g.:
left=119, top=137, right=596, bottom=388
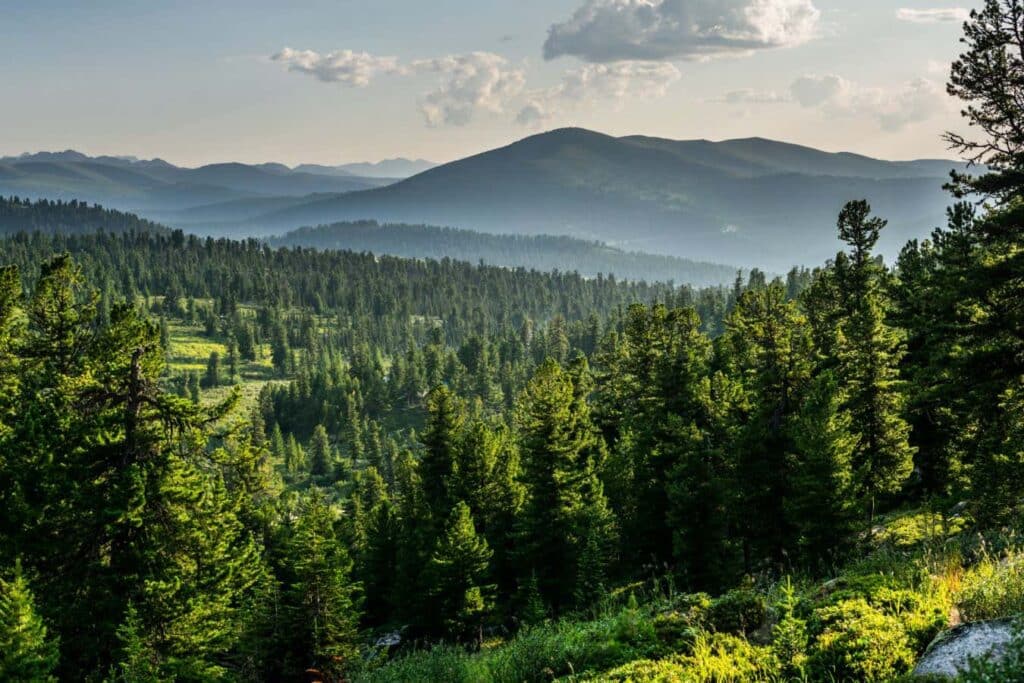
left=789, top=74, right=950, bottom=131
left=896, top=8, right=969, bottom=23
left=270, top=48, right=403, bottom=86
left=790, top=74, right=851, bottom=107
left=517, top=61, right=681, bottom=125
left=544, top=0, right=821, bottom=63
left=715, top=88, right=789, bottom=105
left=412, top=52, right=526, bottom=126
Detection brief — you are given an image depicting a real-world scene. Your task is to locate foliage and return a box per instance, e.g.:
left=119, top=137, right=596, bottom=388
left=0, top=561, right=59, bottom=682
left=807, top=598, right=915, bottom=682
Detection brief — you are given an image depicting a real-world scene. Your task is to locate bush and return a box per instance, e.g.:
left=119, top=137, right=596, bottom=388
left=708, top=589, right=766, bottom=635
left=958, top=549, right=1024, bottom=622
left=652, top=612, right=699, bottom=654
left=589, top=655, right=689, bottom=682
left=808, top=598, right=915, bottom=682
left=680, top=631, right=779, bottom=682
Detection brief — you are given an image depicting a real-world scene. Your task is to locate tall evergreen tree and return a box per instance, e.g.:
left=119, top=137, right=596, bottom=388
left=786, top=372, right=858, bottom=567
left=515, top=359, right=611, bottom=613
left=833, top=201, right=915, bottom=522
left=426, top=501, right=494, bottom=645
left=285, top=490, right=362, bottom=679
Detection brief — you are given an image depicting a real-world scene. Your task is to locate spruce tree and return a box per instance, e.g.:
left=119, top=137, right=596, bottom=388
left=285, top=490, right=362, bottom=678
left=786, top=372, right=858, bottom=567
left=833, top=201, right=915, bottom=522
left=516, top=359, right=611, bottom=613
left=0, top=561, right=58, bottom=682
left=309, top=424, right=333, bottom=478
left=426, top=501, right=494, bottom=645
left=420, top=386, right=465, bottom=533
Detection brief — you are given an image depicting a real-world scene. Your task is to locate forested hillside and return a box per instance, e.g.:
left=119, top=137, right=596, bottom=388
left=270, top=220, right=739, bottom=286
left=0, top=196, right=169, bottom=235
left=4, top=4, right=1024, bottom=682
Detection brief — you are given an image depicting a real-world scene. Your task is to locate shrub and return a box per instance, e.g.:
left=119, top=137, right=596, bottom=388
left=652, top=612, right=699, bottom=654
left=589, top=655, right=689, bottom=682
left=679, top=631, right=779, bottom=682
left=958, top=549, right=1024, bottom=622
left=807, top=598, right=915, bottom=682
left=708, top=589, right=766, bottom=635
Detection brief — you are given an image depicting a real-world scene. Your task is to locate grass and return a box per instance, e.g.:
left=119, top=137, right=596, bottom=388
left=163, top=317, right=280, bottom=414
left=357, top=505, right=1024, bottom=682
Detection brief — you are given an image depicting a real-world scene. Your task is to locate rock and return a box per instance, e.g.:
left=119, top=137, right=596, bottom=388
left=913, top=617, right=1017, bottom=679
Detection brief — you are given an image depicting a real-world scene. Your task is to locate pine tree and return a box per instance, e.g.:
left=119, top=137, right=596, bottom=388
left=426, top=501, right=494, bottom=645
left=720, top=283, right=813, bottom=567
left=420, top=386, right=465, bottom=533
left=106, top=603, right=163, bottom=683
left=0, top=561, right=58, bottom=682
left=833, top=201, right=915, bottom=522
left=933, top=0, right=1024, bottom=522
left=202, top=350, right=221, bottom=388
left=516, top=359, right=610, bottom=613
left=786, top=372, right=858, bottom=567
left=285, top=490, right=362, bottom=678
left=309, top=424, right=333, bottom=478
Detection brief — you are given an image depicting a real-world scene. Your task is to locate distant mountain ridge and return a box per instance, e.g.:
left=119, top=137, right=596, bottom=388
left=3, top=131, right=970, bottom=270
left=0, top=150, right=403, bottom=216
left=295, top=158, right=437, bottom=179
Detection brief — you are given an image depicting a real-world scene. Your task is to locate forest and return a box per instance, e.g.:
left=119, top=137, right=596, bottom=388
left=269, top=220, right=738, bottom=287
left=3, top=3, right=1024, bottom=681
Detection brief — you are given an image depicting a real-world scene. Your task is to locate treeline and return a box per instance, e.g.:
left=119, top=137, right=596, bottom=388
left=0, top=229, right=776, bottom=356
left=0, top=196, right=169, bottom=235
left=270, top=220, right=739, bottom=287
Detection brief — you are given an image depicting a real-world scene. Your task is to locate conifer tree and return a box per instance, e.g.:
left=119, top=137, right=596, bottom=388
left=426, top=501, right=494, bottom=645
left=720, top=283, right=813, bottom=567
left=420, top=386, right=465, bottom=533
left=934, top=0, right=1024, bottom=521
left=105, top=603, right=162, bottom=683
left=516, top=359, right=610, bottom=613
left=202, top=350, right=221, bottom=388
left=309, top=424, right=333, bottom=478
left=786, top=372, right=858, bottom=567
left=0, top=561, right=58, bottom=682
left=833, top=201, right=915, bottom=522
left=285, top=490, right=362, bottom=678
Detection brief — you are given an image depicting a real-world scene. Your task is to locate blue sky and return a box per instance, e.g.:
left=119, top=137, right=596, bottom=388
left=0, top=0, right=978, bottom=166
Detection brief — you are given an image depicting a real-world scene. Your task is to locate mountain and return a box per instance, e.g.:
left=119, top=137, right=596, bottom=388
left=236, top=128, right=969, bottom=270
left=0, top=151, right=396, bottom=215
left=295, top=158, right=437, bottom=178
left=270, top=220, right=739, bottom=287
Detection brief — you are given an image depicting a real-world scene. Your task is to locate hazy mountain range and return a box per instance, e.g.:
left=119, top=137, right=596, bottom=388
left=0, top=129, right=970, bottom=270
left=0, top=151, right=426, bottom=214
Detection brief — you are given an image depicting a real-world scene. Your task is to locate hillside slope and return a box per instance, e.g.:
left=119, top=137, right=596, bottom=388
left=245, top=128, right=966, bottom=270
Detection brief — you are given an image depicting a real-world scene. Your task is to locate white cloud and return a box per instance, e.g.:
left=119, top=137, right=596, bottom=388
left=896, top=8, right=969, bottom=24
left=714, top=88, right=789, bottom=105
left=544, top=0, right=821, bottom=63
left=790, top=74, right=851, bottom=107
left=517, top=61, right=681, bottom=125
left=412, top=53, right=526, bottom=127
left=270, top=48, right=403, bottom=86
left=790, top=74, right=950, bottom=131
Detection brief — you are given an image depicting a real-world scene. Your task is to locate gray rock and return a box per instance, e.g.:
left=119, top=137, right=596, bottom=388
left=913, top=617, right=1017, bottom=679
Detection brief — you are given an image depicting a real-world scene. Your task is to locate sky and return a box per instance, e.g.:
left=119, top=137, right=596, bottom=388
left=0, top=0, right=980, bottom=166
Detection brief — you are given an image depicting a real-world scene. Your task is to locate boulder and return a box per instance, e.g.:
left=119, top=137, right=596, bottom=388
left=913, top=617, right=1017, bottom=679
